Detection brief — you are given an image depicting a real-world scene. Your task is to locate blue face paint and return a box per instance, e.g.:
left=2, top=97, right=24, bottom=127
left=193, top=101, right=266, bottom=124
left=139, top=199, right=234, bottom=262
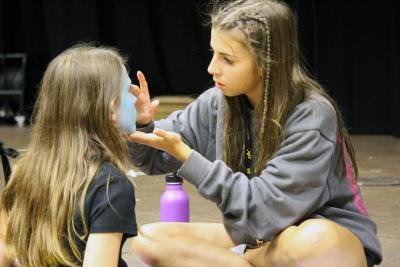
left=118, top=67, right=137, bottom=133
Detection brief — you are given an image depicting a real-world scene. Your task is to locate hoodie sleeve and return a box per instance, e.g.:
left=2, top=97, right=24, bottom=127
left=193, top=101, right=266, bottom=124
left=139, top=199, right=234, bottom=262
left=177, top=98, right=337, bottom=244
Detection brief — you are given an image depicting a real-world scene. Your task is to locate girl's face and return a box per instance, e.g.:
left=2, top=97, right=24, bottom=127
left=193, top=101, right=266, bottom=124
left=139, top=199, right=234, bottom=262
left=208, top=28, right=263, bottom=106
left=112, top=67, right=137, bottom=134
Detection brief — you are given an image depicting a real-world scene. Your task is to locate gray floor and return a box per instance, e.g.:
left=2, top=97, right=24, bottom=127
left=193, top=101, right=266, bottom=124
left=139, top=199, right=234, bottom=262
left=1, top=126, right=399, bottom=267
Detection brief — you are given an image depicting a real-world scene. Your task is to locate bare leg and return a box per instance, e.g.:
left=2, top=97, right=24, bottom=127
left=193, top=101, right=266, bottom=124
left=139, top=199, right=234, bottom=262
left=244, top=219, right=368, bottom=267
left=132, top=222, right=253, bottom=267
left=132, top=219, right=367, bottom=267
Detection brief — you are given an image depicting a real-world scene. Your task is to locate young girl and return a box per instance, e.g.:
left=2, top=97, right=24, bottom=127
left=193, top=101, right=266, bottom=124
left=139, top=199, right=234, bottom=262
left=129, top=0, right=382, bottom=267
left=0, top=45, right=137, bottom=267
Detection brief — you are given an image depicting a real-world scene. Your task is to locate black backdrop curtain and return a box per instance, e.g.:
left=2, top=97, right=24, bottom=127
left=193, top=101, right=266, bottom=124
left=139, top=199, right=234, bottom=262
left=0, top=0, right=399, bottom=136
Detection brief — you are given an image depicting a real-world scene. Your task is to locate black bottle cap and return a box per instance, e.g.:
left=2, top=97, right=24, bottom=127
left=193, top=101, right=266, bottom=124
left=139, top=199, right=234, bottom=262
left=166, top=173, right=183, bottom=184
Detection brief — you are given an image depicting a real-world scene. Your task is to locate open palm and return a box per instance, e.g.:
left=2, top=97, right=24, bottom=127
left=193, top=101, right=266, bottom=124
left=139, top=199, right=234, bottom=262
left=129, top=128, right=192, bottom=162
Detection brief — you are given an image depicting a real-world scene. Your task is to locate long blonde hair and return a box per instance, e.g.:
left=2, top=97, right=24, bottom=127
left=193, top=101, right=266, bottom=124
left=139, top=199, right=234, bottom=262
left=0, top=45, right=131, bottom=266
left=211, top=0, right=357, bottom=178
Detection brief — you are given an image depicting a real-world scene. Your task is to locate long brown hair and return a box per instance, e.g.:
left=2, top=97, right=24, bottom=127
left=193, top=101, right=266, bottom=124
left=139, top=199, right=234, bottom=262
left=211, top=0, right=357, bottom=178
left=0, top=45, right=131, bottom=266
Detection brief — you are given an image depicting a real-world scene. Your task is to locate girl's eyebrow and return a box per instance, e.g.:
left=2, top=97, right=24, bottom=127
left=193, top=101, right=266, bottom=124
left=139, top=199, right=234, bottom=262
left=219, top=51, right=236, bottom=58
left=210, top=45, right=236, bottom=58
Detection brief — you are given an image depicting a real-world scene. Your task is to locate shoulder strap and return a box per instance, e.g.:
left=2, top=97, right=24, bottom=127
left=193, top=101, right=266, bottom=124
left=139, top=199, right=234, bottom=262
left=244, top=111, right=253, bottom=178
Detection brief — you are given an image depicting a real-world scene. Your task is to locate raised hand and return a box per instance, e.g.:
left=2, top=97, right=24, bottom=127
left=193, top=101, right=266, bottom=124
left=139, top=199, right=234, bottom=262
left=131, top=71, right=159, bottom=125
left=128, top=128, right=192, bottom=162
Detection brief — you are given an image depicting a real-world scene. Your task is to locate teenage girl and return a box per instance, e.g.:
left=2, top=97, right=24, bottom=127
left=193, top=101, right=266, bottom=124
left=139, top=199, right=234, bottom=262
left=129, top=1, right=382, bottom=266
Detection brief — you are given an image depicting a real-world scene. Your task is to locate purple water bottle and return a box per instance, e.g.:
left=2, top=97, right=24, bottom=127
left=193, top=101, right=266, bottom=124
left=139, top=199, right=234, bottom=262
left=160, top=173, right=190, bottom=222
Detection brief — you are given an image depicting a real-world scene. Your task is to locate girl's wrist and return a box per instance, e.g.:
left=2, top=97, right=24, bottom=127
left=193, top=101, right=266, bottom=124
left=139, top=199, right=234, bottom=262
left=175, top=143, right=192, bottom=162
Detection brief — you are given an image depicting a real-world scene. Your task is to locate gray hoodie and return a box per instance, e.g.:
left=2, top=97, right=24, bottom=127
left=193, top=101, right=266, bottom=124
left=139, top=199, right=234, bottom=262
left=130, top=87, right=382, bottom=264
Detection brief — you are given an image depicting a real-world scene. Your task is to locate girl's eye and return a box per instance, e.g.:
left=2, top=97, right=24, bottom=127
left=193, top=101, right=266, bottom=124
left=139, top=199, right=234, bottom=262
left=224, top=58, right=234, bottom=65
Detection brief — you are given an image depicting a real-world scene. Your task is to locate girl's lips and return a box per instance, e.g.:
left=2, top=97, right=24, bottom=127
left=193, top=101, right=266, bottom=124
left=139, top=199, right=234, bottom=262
left=215, top=82, right=225, bottom=88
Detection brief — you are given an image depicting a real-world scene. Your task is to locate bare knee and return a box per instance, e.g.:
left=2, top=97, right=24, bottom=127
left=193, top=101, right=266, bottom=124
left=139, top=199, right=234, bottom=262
left=140, top=222, right=166, bottom=239
left=132, top=222, right=196, bottom=266
left=290, top=219, right=341, bottom=250
left=274, top=219, right=366, bottom=267
left=140, top=222, right=190, bottom=240
left=132, top=231, right=254, bottom=267
left=266, top=219, right=338, bottom=264
left=131, top=234, right=160, bottom=266
left=131, top=223, right=170, bottom=266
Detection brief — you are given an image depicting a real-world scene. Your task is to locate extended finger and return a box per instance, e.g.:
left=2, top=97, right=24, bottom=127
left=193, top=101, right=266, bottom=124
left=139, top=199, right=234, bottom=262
left=153, top=129, right=182, bottom=143
left=153, top=128, right=167, bottom=137
left=137, top=71, right=149, bottom=97
left=127, top=132, right=146, bottom=144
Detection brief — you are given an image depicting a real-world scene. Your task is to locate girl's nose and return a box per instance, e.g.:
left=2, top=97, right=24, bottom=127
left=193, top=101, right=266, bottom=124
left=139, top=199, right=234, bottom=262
left=207, top=56, right=220, bottom=76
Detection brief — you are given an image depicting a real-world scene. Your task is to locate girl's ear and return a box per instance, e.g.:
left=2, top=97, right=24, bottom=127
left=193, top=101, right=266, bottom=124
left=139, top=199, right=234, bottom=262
left=110, top=97, right=120, bottom=122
